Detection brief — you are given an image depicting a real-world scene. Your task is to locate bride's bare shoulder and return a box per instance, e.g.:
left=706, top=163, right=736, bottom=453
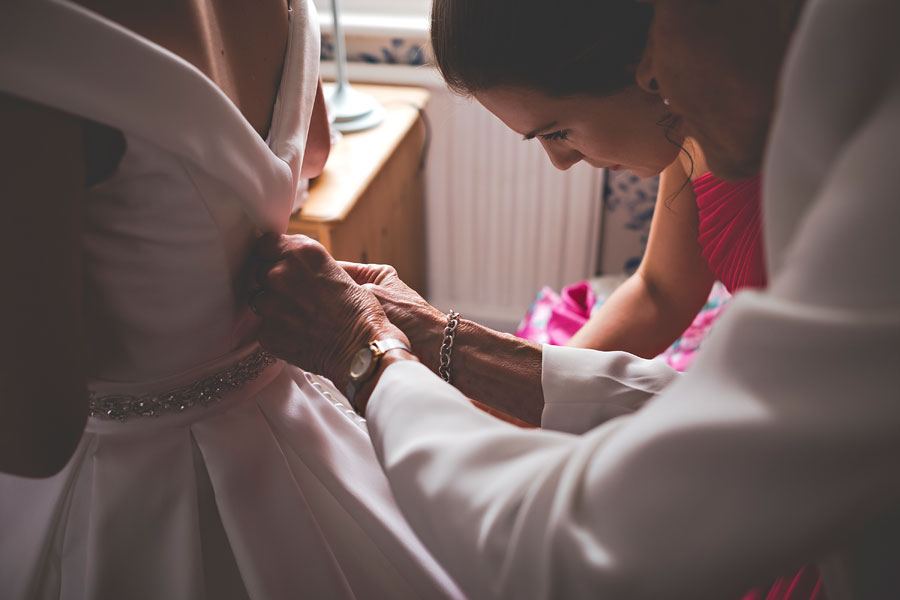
left=69, top=0, right=290, bottom=137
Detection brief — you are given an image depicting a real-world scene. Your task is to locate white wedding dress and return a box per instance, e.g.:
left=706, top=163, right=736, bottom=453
left=0, top=1, right=462, bottom=598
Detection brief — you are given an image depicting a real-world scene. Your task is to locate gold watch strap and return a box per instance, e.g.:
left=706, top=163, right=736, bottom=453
left=371, top=338, right=410, bottom=356
left=345, top=338, right=410, bottom=412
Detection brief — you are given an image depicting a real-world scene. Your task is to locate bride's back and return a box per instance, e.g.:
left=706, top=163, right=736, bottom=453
left=1, top=0, right=318, bottom=390
left=75, top=0, right=311, bottom=383
left=73, top=0, right=290, bottom=139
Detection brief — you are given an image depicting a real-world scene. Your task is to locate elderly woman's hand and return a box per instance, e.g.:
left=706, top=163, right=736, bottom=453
left=340, top=261, right=545, bottom=427
left=339, top=262, right=447, bottom=373
left=249, top=234, right=409, bottom=391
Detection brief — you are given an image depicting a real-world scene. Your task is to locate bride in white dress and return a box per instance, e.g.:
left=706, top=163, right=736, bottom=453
left=0, top=1, right=461, bottom=598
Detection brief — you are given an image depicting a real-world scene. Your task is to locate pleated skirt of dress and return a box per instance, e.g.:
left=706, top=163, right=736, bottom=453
left=0, top=354, right=461, bottom=600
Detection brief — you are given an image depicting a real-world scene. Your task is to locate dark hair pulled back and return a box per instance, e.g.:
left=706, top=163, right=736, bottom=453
left=430, top=0, right=653, bottom=97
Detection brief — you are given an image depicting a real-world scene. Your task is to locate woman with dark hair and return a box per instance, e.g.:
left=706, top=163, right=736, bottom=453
left=432, top=0, right=767, bottom=369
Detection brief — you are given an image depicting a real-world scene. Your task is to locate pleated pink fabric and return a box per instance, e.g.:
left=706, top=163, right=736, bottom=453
left=694, top=172, right=768, bottom=292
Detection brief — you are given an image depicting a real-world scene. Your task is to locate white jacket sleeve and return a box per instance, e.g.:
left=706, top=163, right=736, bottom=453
left=369, top=295, right=900, bottom=599
left=540, top=346, right=679, bottom=434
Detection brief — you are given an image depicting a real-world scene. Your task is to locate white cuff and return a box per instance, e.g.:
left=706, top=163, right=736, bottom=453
left=540, top=345, right=679, bottom=434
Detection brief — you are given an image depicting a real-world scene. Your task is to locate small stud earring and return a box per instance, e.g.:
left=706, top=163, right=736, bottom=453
left=663, top=98, right=671, bottom=106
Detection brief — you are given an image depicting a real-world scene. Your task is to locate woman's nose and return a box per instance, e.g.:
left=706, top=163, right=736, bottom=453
left=540, top=140, right=582, bottom=171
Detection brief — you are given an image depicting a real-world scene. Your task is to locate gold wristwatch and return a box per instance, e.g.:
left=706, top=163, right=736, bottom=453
left=345, top=338, right=410, bottom=412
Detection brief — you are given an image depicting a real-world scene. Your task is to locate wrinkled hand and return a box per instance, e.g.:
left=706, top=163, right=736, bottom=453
left=249, top=234, right=407, bottom=389
left=339, top=262, right=446, bottom=372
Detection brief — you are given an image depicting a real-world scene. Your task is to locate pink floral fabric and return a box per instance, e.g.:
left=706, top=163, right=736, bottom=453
left=515, top=281, right=597, bottom=347
left=516, top=281, right=732, bottom=372
left=658, top=282, right=732, bottom=371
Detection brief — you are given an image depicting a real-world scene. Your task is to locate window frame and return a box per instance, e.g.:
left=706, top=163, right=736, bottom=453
left=313, top=0, right=430, bottom=19
left=314, top=0, right=430, bottom=39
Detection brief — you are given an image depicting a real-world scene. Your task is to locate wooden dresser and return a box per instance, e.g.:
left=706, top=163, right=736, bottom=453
left=288, top=84, right=430, bottom=294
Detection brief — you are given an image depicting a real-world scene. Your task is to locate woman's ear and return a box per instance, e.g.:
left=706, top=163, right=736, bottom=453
left=300, top=79, right=331, bottom=179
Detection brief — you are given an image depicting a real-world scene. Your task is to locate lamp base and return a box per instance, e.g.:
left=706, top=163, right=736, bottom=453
left=324, top=82, right=385, bottom=133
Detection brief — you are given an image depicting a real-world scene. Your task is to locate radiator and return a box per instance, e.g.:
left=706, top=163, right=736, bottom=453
left=322, top=63, right=606, bottom=332
left=424, top=90, right=606, bottom=331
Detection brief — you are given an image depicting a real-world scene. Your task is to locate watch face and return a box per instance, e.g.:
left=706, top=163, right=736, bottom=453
left=349, top=347, right=374, bottom=380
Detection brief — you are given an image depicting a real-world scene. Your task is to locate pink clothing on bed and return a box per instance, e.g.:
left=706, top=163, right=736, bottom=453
left=694, top=172, right=767, bottom=292
left=515, top=282, right=597, bottom=346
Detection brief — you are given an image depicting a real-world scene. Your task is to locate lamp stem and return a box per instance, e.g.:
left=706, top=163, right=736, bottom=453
left=331, top=0, right=349, bottom=93
left=325, top=0, right=385, bottom=132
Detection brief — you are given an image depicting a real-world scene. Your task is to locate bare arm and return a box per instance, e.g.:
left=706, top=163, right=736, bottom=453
left=333, top=261, right=546, bottom=425
left=410, top=313, right=545, bottom=427
left=567, top=159, right=715, bottom=357
left=0, top=95, right=88, bottom=477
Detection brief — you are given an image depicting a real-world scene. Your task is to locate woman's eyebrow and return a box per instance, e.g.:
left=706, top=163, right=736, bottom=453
left=523, top=121, right=559, bottom=140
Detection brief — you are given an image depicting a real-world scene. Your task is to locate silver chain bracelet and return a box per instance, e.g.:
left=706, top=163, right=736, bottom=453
left=438, top=310, right=460, bottom=383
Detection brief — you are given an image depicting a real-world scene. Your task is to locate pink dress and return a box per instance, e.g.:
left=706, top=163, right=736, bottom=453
left=693, top=171, right=766, bottom=293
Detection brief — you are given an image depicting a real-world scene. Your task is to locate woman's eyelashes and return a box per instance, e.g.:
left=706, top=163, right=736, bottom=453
left=539, top=130, right=569, bottom=142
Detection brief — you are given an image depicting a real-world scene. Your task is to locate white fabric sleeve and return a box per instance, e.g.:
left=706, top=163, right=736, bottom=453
left=540, top=345, right=679, bottom=433
left=369, top=299, right=900, bottom=599
left=366, top=74, right=900, bottom=598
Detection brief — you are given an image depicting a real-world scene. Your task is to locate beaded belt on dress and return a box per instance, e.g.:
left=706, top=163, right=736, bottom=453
left=89, top=350, right=277, bottom=421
